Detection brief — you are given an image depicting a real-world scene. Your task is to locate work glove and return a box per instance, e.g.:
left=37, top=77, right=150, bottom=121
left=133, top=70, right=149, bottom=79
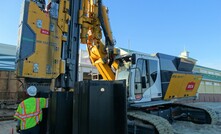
left=16, top=125, right=21, bottom=133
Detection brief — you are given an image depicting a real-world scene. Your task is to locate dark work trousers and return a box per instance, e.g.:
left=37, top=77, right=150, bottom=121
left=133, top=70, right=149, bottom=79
left=20, top=125, right=40, bottom=134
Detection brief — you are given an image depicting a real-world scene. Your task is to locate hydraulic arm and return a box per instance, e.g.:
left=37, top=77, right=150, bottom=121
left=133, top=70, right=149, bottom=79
left=79, top=0, right=119, bottom=80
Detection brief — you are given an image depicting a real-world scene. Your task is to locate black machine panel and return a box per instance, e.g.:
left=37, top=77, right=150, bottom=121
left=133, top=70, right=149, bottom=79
left=156, top=53, right=195, bottom=97
left=73, top=80, right=127, bottom=134
left=48, top=92, right=73, bottom=134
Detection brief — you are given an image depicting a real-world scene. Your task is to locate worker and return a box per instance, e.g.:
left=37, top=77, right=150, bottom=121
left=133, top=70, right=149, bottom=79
left=14, top=86, right=48, bottom=134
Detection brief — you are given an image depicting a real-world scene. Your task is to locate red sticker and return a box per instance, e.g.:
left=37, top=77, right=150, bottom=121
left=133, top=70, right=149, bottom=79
left=41, top=29, right=50, bottom=35
left=186, top=82, right=195, bottom=90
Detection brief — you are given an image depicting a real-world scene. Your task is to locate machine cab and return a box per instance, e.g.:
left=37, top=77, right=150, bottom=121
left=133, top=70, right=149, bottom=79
left=116, top=52, right=162, bottom=104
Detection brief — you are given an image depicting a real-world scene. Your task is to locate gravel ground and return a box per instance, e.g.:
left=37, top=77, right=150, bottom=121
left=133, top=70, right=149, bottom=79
left=0, top=109, right=17, bottom=134
left=0, top=102, right=221, bottom=134
left=172, top=102, right=221, bottom=134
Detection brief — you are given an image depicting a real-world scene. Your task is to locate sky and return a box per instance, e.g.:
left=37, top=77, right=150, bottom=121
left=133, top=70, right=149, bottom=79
left=0, top=0, right=221, bottom=70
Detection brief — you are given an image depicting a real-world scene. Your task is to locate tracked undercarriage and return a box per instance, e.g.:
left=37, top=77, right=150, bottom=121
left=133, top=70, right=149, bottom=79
left=127, top=102, right=219, bottom=134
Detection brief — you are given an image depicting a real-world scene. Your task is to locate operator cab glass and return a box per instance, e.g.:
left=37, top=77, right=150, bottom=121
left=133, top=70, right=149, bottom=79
left=116, top=53, right=161, bottom=103
left=134, top=59, right=158, bottom=100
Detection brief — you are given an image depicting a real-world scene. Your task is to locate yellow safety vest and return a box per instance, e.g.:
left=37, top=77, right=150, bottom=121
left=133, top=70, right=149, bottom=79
left=14, top=97, right=48, bottom=130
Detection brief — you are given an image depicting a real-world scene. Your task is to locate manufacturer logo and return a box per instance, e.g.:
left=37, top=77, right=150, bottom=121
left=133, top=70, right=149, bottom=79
left=41, top=29, right=50, bottom=35
left=186, top=82, right=195, bottom=90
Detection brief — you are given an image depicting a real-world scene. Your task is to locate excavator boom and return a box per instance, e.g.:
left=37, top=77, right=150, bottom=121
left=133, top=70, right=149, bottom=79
left=79, top=0, right=118, bottom=80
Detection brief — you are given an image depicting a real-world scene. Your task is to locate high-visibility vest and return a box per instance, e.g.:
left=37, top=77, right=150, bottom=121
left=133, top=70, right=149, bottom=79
left=14, top=97, right=48, bottom=130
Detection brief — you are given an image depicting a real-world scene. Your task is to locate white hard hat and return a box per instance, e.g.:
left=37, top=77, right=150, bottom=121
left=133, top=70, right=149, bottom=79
left=27, top=86, right=37, bottom=96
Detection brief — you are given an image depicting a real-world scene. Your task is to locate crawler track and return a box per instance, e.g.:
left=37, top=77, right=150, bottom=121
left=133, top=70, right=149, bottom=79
left=128, top=111, right=174, bottom=134
left=177, top=103, right=219, bottom=125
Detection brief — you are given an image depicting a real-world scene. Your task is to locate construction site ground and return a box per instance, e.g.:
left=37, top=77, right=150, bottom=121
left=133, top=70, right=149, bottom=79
left=0, top=102, right=221, bottom=134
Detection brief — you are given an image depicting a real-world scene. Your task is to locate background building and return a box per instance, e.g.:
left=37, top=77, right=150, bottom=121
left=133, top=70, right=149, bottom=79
left=78, top=49, right=99, bottom=80
left=194, top=65, right=221, bottom=101
left=0, top=43, right=16, bottom=71
left=0, top=43, right=22, bottom=104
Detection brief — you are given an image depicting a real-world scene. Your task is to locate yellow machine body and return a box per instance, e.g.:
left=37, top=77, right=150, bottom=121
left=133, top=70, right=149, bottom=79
left=16, top=0, right=69, bottom=79
left=164, top=73, right=202, bottom=100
